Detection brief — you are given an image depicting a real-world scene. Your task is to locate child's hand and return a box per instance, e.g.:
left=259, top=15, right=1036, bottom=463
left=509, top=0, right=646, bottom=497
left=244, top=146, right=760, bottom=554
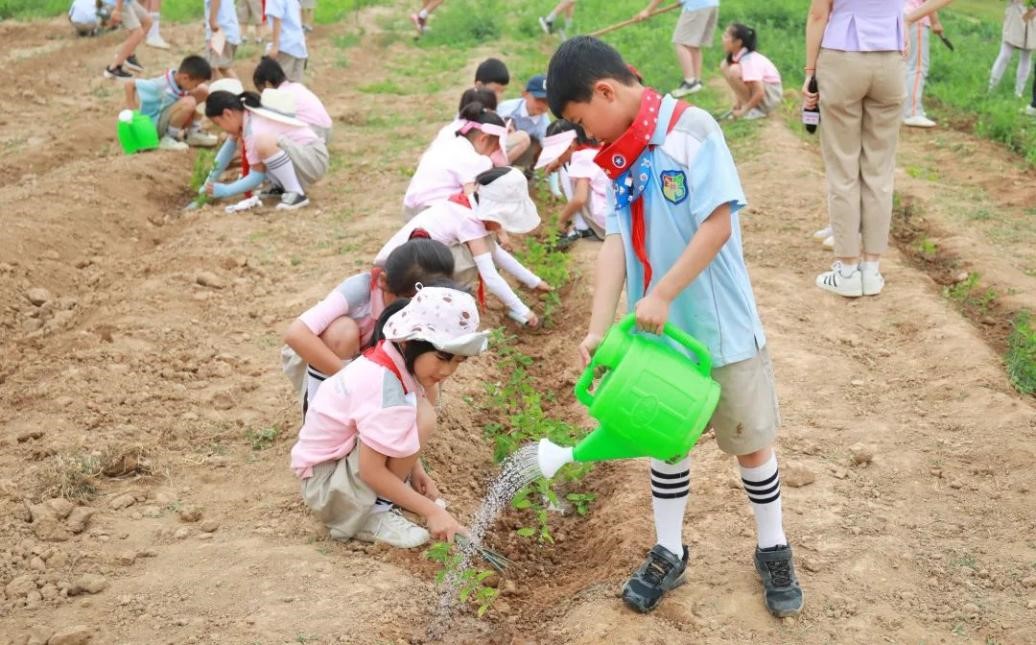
left=534, top=280, right=553, bottom=293
left=497, top=231, right=513, bottom=252
left=578, top=332, right=603, bottom=366
left=204, top=182, right=216, bottom=197
left=411, top=468, right=440, bottom=501
left=267, top=45, right=279, bottom=58
left=428, top=508, right=465, bottom=542
left=634, top=9, right=651, bottom=21
left=635, top=293, right=670, bottom=335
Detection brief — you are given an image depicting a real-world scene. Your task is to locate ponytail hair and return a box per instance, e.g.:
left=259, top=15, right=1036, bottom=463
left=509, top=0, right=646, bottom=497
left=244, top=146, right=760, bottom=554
left=456, top=101, right=505, bottom=139
left=253, top=56, right=288, bottom=91
left=204, top=90, right=262, bottom=118
left=726, top=23, right=758, bottom=65
left=457, top=87, right=498, bottom=113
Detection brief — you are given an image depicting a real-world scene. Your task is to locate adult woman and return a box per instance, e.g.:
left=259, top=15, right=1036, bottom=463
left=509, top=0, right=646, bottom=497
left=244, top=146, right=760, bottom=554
left=803, top=0, right=906, bottom=298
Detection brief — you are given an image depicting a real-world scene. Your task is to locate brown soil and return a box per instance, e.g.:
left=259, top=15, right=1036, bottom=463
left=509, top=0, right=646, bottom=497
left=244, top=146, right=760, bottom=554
left=2, top=6, right=1036, bottom=645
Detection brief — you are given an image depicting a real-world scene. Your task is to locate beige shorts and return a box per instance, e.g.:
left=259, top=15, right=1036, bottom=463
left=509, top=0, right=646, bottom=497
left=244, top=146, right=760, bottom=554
left=709, top=346, right=781, bottom=455
left=276, top=52, right=307, bottom=83
left=301, top=449, right=376, bottom=539
left=237, top=0, right=263, bottom=24
left=72, top=22, right=98, bottom=36
left=450, top=241, right=481, bottom=291
left=760, top=82, right=784, bottom=115
left=672, top=6, right=718, bottom=47
left=207, top=42, right=237, bottom=69
left=278, top=136, right=329, bottom=188
left=119, top=1, right=149, bottom=31
left=156, top=104, right=176, bottom=136
left=300, top=0, right=317, bottom=9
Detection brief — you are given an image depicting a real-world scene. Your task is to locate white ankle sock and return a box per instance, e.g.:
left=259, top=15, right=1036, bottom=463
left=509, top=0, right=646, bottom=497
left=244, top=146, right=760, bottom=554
left=861, top=260, right=880, bottom=273
left=650, top=457, right=689, bottom=556
left=418, top=8, right=429, bottom=19
left=148, top=13, right=161, bottom=40
left=740, top=454, right=787, bottom=549
left=264, top=151, right=304, bottom=194
left=838, top=262, right=859, bottom=278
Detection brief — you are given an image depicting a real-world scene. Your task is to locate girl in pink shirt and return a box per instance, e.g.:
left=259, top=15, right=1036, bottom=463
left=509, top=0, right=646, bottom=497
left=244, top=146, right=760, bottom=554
left=252, top=56, right=334, bottom=142
left=537, top=120, right=609, bottom=248
left=719, top=24, right=784, bottom=119
left=283, top=238, right=455, bottom=416
left=291, top=285, right=489, bottom=548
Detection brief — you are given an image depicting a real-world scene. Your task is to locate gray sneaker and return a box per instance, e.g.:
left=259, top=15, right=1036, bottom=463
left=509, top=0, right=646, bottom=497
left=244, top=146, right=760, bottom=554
left=276, top=192, right=310, bottom=210
left=671, top=80, right=703, bottom=98
left=754, top=544, right=804, bottom=617
left=621, top=544, right=688, bottom=613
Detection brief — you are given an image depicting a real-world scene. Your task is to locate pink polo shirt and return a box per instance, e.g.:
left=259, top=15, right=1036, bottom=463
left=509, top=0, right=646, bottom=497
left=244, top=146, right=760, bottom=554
left=280, top=81, right=333, bottom=131
left=734, top=49, right=782, bottom=85
left=242, top=111, right=320, bottom=166
left=562, top=148, right=610, bottom=228
left=402, top=136, right=493, bottom=210
left=374, top=200, right=489, bottom=265
left=297, top=271, right=386, bottom=349
left=290, top=342, right=423, bottom=478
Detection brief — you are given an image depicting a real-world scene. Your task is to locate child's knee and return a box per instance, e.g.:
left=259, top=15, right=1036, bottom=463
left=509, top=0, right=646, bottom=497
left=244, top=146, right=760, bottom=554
left=254, top=132, right=281, bottom=156
left=319, top=316, right=361, bottom=360
left=725, top=63, right=741, bottom=79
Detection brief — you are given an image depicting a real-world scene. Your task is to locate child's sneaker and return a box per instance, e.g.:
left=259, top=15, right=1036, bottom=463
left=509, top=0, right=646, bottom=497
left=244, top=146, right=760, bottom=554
left=410, top=13, right=427, bottom=35
left=1025, top=105, right=1036, bottom=117
left=621, top=544, right=688, bottom=613
left=124, top=55, right=144, bottom=73
left=754, top=545, right=804, bottom=617
left=158, top=136, right=189, bottom=151
left=354, top=509, right=430, bottom=548
left=813, top=226, right=832, bottom=240
left=903, top=115, right=936, bottom=128
left=103, top=65, right=132, bottom=79
left=145, top=35, right=170, bottom=49
left=743, top=107, right=767, bottom=120
left=671, top=80, right=703, bottom=98
left=822, top=235, right=834, bottom=249
left=186, top=130, right=219, bottom=147
left=816, top=262, right=863, bottom=297
left=276, top=192, right=310, bottom=210
left=538, top=16, right=555, bottom=34
left=862, top=267, right=884, bottom=296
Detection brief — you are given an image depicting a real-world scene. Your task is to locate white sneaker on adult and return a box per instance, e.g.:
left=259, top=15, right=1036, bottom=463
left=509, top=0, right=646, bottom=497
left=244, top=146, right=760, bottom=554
left=158, top=136, right=188, bottom=151
left=816, top=262, right=864, bottom=297
left=903, top=115, right=937, bottom=128
left=145, top=36, right=171, bottom=50
left=813, top=226, right=832, bottom=240
left=354, top=509, right=430, bottom=548
left=862, top=268, right=885, bottom=296
left=822, top=235, right=834, bottom=249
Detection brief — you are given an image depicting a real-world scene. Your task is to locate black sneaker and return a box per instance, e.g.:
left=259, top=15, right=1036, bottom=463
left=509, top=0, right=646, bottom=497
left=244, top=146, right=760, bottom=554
left=276, top=192, right=310, bottom=211
left=671, top=80, right=703, bottom=98
left=538, top=16, right=554, bottom=34
left=578, top=228, right=602, bottom=241
left=104, top=65, right=132, bottom=79
left=754, top=545, right=804, bottom=617
left=552, top=230, right=582, bottom=251
left=259, top=185, right=285, bottom=200
left=124, top=55, right=144, bottom=73
left=621, top=545, right=688, bottom=613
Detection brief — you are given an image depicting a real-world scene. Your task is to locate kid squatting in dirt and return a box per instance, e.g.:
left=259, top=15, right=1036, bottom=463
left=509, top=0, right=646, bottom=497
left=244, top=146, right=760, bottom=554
left=123, top=55, right=218, bottom=151
left=290, top=286, right=488, bottom=548
left=547, top=36, right=803, bottom=617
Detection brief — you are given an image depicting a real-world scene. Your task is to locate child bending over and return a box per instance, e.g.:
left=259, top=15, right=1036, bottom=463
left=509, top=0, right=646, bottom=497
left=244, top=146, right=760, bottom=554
left=719, top=23, right=783, bottom=120
left=124, top=55, right=218, bottom=151
left=537, top=120, right=608, bottom=247
left=253, top=56, right=333, bottom=143
left=291, top=285, right=488, bottom=548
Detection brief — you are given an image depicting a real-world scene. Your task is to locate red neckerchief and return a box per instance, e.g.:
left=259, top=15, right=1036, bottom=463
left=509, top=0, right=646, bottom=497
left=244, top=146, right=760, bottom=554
left=362, top=340, right=409, bottom=394
left=239, top=115, right=252, bottom=198
left=448, top=191, right=472, bottom=208
left=593, top=89, right=689, bottom=291
left=572, top=143, right=599, bottom=153
left=447, top=191, right=486, bottom=308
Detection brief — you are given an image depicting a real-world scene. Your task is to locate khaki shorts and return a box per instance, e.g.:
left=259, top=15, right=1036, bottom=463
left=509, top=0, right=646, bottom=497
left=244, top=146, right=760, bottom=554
left=156, top=104, right=176, bottom=136
left=301, top=449, right=376, bottom=539
left=760, top=82, right=784, bottom=115
left=276, top=52, right=307, bottom=83
left=709, top=346, right=780, bottom=455
left=72, top=22, right=98, bottom=36
left=119, top=1, right=149, bottom=31
left=300, top=0, right=317, bottom=9
left=237, top=0, right=263, bottom=24
left=672, top=6, right=718, bottom=47
left=207, top=42, right=237, bottom=69
left=279, top=136, right=329, bottom=188
left=450, top=242, right=481, bottom=291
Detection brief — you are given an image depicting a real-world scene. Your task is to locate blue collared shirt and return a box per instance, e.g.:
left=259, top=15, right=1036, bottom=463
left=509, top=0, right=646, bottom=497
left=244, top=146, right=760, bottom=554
left=205, top=0, right=242, bottom=45
left=265, top=0, right=308, bottom=59
left=605, top=95, right=765, bottom=367
left=497, top=98, right=549, bottom=142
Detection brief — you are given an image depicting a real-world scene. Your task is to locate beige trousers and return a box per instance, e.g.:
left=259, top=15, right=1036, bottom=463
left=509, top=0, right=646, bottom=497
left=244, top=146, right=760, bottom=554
left=817, top=49, right=905, bottom=258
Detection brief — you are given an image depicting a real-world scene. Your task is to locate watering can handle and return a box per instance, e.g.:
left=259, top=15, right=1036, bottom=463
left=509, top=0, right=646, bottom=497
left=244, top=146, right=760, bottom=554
left=617, top=314, right=713, bottom=376
left=574, top=362, right=596, bottom=407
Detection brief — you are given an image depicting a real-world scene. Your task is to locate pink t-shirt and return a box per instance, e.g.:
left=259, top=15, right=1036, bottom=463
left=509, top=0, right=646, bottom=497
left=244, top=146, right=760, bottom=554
left=735, top=50, right=782, bottom=85
left=903, top=0, right=931, bottom=28
left=374, top=200, right=488, bottom=265
left=243, top=111, right=320, bottom=166
left=562, top=148, right=610, bottom=228
left=403, top=136, right=493, bottom=210
left=280, top=81, right=333, bottom=131
left=290, top=342, right=423, bottom=478
left=297, top=272, right=386, bottom=349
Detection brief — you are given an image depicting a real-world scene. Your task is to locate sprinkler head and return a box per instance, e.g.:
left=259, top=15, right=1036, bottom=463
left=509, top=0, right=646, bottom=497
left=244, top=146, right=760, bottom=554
left=537, top=439, right=574, bottom=479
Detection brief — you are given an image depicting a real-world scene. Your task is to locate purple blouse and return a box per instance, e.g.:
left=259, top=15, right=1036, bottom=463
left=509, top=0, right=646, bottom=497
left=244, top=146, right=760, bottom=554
left=822, top=0, right=904, bottom=52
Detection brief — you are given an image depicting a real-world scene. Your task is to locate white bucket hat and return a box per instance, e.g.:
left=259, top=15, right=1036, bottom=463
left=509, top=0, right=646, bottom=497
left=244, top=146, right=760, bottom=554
left=196, top=78, right=244, bottom=116
left=535, top=129, right=577, bottom=169
left=475, top=168, right=540, bottom=234
left=381, top=286, right=489, bottom=357
left=245, top=88, right=307, bottom=127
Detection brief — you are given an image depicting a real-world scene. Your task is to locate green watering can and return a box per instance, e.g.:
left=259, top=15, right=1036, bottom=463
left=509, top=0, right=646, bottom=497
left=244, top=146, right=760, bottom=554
left=117, top=109, right=160, bottom=155
left=537, top=314, right=721, bottom=478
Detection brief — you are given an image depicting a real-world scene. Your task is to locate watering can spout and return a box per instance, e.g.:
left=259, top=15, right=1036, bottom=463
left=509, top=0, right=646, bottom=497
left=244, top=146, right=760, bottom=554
left=536, top=439, right=574, bottom=479
left=571, top=425, right=654, bottom=463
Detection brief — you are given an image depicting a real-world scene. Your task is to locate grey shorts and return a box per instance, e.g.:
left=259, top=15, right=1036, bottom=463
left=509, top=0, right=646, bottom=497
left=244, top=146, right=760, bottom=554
left=278, top=136, right=329, bottom=187
left=709, top=346, right=781, bottom=455
left=72, top=21, right=98, bottom=36
left=300, top=0, right=317, bottom=8
left=156, top=103, right=176, bottom=135
left=449, top=241, right=481, bottom=292
left=760, top=82, right=784, bottom=115
left=276, top=52, right=307, bottom=83
left=672, top=6, right=718, bottom=47
left=207, top=42, right=237, bottom=69
left=120, top=1, right=149, bottom=31
left=301, top=449, right=376, bottom=539
left=237, top=0, right=263, bottom=24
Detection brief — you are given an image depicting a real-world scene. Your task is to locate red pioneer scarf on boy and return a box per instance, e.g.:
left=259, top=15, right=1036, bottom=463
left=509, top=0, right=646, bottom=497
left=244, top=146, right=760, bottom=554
left=594, top=89, right=689, bottom=292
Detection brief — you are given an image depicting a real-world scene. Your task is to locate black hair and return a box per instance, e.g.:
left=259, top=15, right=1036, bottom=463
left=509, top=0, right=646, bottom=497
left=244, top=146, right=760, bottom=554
left=546, top=36, right=637, bottom=119
left=475, top=166, right=511, bottom=186
left=383, top=238, right=455, bottom=297
left=725, top=23, right=758, bottom=65
left=456, top=102, right=505, bottom=140
left=179, top=55, right=213, bottom=81
left=253, top=56, right=287, bottom=90
left=474, top=58, right=509, bottom=86
left=545, top=119, right=598, bottom=146
left=458, top=87, right=498, bottom=113
left=204, top=91, right=262, bottom=119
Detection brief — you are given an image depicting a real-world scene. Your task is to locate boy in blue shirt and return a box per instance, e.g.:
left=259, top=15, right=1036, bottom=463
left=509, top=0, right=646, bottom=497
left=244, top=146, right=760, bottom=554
left=265, top=0, right=308, bottom=83
left=205, top=0, right=241, bottom=80
left=124, top=55, right=217, bottom=151
left=547, top=36, right=803, bottom=618
left=497, top=74, right=550, bottom=170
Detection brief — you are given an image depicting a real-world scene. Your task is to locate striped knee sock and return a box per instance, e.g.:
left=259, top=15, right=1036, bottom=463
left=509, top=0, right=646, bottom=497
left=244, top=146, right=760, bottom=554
left=263, top=151, right=304, bottom=195
left=650, top=457, right=690, bottom=556
left=740, top=453, right=787, bottom=549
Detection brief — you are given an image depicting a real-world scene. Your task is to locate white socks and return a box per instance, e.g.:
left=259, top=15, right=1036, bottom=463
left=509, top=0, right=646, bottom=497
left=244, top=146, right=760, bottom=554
left=838, top=261, right=859, bottom=278
left=148, top=12, right=161, bottom=40
left=861, top=260, right=880, bottom=274
left=650, top=457, right=690, bottom=557
left=264, top=151, right=304, bottom=194
left=740, top=453, right=787, bottom=549
left=418, top=8, right=429, bottom=19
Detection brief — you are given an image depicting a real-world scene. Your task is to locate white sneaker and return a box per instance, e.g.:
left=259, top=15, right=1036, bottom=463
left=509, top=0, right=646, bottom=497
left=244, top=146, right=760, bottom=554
left=862, top=268, right=884, bottom=296
left=354, top=509, right=430, bottom=548
left=145, top=36, right=171, bottom=50
left=823, top=235, right=834, bottom=249
left=186, top=130, right=219, bottom=147
left=742, top=108, right=767, bottom=120
left=816, top=262, right=863, bottom=297
left=158, top=136, right=188, bottom=151
left=903, top=115, right=937, bottom=128
left=813, top=226, right=832, bottom=240
left=1025, top=105, right=1036, bottom=117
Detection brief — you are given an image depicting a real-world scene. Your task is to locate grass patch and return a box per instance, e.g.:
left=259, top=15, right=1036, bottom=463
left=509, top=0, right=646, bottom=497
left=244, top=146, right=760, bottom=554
left=1006, top=311, right=1036, bottom=395
left=245, top=426, right=282, bottom=451
left=358, top=80, right=407, bottom=95
left=36, top=445, right=151, bottom=501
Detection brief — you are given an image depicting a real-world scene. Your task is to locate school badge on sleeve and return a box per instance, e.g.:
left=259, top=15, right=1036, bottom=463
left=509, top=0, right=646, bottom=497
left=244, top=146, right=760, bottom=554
left=660, top=170, right=688, bottom=205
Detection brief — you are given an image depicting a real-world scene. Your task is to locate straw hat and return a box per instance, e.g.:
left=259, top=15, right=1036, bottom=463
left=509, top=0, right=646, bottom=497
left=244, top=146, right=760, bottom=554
left=381, top=286, right=489, bottom=357
left=475, top=168, right=540, bottom=234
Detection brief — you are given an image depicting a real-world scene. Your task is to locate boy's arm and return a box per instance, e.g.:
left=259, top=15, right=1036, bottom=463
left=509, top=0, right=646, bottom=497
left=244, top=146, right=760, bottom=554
left=209, top=0, right=221, bottom=31
left=580, top=234, right=626, bottom=365
left=269, top=17, right=282, bottom=57
left=636, top=0, right=665, bottom=20
left=124, top=81, right=139, bottom=110
left=635, top=203, right=731, bottom=335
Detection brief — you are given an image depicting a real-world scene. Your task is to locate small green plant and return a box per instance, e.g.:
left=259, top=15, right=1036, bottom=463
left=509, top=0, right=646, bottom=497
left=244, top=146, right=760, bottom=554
left=424, top=542, right=499, bottom=617
left=1006, top=311, right=1036, bottom=395
left=917, top=237, right=938, bottom=257
left=245, top=426, right=281, bottom=451
left=189, top=148, right=216, bottom=207
left=565, top=492, right=597, bottom=517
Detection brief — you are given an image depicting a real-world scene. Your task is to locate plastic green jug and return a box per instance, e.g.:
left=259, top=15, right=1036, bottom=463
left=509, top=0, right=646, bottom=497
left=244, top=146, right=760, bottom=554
left=537, top=315, right=721, bottom=478
left=117, top=110, right=160, bottom=154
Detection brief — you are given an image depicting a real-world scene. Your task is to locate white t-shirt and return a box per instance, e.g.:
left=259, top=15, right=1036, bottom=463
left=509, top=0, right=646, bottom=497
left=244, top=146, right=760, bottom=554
left=561, top=148, right=610, bottom=228
left=69, top=0, right=99, bottom=23
left=375, top=200, right=489, bottom=265
left=403, top=136, right=492, bottom=210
